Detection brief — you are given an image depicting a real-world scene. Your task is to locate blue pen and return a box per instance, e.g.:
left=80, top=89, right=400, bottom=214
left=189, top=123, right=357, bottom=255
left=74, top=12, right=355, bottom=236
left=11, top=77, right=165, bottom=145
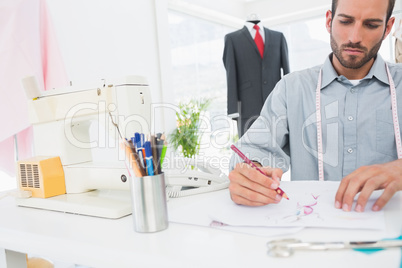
left=139, top=133, right=146, bottom=167
left=134, top=132, right=140, bottom=145
left=134, top=133, right=145, bottom=170
left=144, top=141, right=154, bottom=176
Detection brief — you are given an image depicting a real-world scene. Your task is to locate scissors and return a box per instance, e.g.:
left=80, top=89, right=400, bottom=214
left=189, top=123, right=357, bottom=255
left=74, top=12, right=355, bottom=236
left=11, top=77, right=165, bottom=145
left=266, top=238, right=402, bottom=257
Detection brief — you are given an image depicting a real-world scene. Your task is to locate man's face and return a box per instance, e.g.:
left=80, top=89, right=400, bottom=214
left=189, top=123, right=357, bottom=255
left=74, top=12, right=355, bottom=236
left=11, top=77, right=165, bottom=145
left=326, top=0, right=394, bottom=70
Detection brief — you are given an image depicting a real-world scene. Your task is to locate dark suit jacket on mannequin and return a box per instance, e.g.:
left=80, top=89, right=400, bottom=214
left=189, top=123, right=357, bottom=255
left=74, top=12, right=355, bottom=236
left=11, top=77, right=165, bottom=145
left=223, top=25, right=290, bottom=136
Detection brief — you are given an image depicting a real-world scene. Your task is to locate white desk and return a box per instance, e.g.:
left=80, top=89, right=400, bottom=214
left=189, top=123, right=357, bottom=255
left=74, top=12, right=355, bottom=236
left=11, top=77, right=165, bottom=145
left=0, top=189, right=401, bottom=268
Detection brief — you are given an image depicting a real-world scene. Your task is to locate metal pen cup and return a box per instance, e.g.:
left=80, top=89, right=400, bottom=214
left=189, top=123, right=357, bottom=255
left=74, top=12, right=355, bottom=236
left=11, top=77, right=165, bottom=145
left=129, top=172, right=168, bottom=233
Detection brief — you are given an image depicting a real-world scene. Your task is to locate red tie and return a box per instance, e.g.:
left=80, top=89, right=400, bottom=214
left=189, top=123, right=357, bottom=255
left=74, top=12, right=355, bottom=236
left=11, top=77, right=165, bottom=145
left=253, top=24, right=264, bottom=58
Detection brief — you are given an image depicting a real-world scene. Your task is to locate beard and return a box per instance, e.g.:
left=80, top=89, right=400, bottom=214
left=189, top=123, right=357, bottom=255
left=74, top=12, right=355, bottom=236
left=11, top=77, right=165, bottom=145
left=330, top=34, right=383, bottom=70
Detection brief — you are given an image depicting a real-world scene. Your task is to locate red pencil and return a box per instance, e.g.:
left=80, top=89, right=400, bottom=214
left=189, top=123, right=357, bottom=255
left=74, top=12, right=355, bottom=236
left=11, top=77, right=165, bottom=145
left=230, top=144, right=289, bottom=200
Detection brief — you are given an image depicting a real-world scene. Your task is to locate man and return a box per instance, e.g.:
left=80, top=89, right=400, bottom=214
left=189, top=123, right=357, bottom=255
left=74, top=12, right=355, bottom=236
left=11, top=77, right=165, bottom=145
left=229, top=0, right=402, bottom=213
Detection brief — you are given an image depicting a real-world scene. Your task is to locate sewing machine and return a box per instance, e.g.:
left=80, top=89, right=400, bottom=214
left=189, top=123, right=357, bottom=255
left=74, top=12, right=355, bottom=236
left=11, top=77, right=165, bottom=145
left=16, top=75, right=229, bottom=219
left=16, top=75, right=151, bottom=219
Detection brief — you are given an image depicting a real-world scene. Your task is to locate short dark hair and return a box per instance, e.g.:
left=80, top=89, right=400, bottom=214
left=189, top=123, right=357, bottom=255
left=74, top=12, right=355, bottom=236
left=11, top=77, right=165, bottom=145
left=331, top=0, right=396, bottom=23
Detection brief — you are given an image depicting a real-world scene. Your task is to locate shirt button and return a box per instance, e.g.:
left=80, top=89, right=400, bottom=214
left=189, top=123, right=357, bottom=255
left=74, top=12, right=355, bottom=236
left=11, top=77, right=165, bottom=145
left=263, top=81, right=267, bottom=84
left=347, top=148, right=354, bottom=154
left=348, top=116, right=354, bottom=121
left=350, top=88, right=356, bottom=93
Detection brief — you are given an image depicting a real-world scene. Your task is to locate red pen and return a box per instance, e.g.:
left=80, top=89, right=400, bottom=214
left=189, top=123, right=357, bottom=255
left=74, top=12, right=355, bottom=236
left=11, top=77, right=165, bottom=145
left=230, top=144, right=289, bottom=200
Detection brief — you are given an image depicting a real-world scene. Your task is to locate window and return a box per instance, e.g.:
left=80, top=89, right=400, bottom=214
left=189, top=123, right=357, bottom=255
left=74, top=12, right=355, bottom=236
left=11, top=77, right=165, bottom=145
left=272, top=17, right=331, bottom=71
left=168, top=11, right=237, bottom=161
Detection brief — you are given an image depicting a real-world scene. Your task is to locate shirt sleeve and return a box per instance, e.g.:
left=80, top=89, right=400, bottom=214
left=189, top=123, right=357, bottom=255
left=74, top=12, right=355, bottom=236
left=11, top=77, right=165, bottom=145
left=229, top=78, right=291, bottom=172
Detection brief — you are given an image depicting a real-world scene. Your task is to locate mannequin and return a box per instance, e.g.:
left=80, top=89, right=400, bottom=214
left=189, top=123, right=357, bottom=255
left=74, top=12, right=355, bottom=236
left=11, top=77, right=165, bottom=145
left=246, top=13, right=260, bottom=24
left=223, top=15, right=290, bottom=136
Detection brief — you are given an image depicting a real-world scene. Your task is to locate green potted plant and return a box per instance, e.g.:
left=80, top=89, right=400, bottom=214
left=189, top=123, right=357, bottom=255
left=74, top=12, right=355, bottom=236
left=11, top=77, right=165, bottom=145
left=169, top=98, right=211, bottom=159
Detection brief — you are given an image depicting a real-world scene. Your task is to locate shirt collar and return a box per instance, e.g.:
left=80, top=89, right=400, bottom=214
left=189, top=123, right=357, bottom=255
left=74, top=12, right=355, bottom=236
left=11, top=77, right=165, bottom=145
left=365, top=54, right=389, bottom=85
left=322, top=53, right=389, bottom=89
left=321, top=54, right=339, bottom=89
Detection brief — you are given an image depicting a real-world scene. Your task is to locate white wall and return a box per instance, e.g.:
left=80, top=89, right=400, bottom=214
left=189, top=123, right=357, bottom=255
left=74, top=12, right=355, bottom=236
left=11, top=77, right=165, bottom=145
left=47, top=1, right=155, bottom=86
left=169, top=0, right=246, bottom=24
left=47, top=0, right=176, bottom=133
left=168, top=0, right=245, bottom=29
left=246, top=0, right=331, bottom=26
left=173, top=0, right=402, bottom=28
left=167, top=0, right=331, bottom=28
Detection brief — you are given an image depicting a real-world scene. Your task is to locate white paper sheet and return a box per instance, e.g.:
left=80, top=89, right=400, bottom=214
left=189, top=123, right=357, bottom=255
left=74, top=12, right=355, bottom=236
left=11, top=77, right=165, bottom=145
left=208, top=181, right=386, bottom=230
left=168, top=190, right=303, bottom=237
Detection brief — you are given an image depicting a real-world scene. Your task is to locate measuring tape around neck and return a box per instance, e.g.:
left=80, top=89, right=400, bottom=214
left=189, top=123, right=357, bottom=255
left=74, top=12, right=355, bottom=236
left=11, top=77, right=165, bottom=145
left=315, top=64, right=402, bottom=181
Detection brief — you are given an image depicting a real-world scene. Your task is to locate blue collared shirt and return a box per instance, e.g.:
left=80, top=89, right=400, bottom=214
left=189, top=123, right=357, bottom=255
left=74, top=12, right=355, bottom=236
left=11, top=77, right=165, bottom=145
left=230, top=54, right=402, bottom=181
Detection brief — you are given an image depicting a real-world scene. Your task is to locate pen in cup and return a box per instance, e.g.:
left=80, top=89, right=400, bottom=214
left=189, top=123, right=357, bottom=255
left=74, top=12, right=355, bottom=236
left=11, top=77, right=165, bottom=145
left=140, top=133, right=146, bottom=168
left=157, top=134, right=167, bottom=167
left=230, top=144, right=289, bottom=200
left=150, top=135, right=159, bottom=175
left=124, top=138, right=146, bottom=177
left=144, top=141, right=155, bottom=176
left=134, top=133, right=146, bottom=172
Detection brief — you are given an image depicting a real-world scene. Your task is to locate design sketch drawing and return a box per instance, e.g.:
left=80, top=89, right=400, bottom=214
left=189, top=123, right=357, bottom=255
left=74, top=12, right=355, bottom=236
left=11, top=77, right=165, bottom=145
left=280, top=194, right=323, bottom=223
left=207, top=182, right=386, bottom=230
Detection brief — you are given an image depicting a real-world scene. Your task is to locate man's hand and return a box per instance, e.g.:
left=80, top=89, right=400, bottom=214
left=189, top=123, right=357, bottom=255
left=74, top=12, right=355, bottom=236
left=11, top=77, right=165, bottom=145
left=335, top=159, right=402, bottom=212
left=228, top=162, right=283, bottom=206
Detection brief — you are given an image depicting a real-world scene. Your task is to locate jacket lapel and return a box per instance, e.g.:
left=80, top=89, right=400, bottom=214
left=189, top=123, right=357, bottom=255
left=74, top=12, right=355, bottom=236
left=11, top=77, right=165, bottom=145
left=241, top=26, right=261, bottom=57
left=263, top=27, right=271, bottom=58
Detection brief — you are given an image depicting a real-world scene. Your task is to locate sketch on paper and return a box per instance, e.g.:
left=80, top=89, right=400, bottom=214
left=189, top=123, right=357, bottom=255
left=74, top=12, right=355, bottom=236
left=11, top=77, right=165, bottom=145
left=208, top=181, right=386, bottom=230
left=264, top=193, right=324, bottom=224
left=279, top=194, right=322, bottom=223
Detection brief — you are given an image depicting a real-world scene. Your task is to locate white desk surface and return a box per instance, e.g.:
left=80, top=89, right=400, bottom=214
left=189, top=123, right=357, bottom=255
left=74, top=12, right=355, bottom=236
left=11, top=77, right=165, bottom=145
left=0, top=189, right=401, bottom=268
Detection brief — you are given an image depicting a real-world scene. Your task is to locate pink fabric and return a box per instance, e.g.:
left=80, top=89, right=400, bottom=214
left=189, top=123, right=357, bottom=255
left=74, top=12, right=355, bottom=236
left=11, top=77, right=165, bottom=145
left=0, top=136, right=14, bottom=176
left=0, top=0, right=68, bottom=176
left=16, top=126, right=34, bottom=161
